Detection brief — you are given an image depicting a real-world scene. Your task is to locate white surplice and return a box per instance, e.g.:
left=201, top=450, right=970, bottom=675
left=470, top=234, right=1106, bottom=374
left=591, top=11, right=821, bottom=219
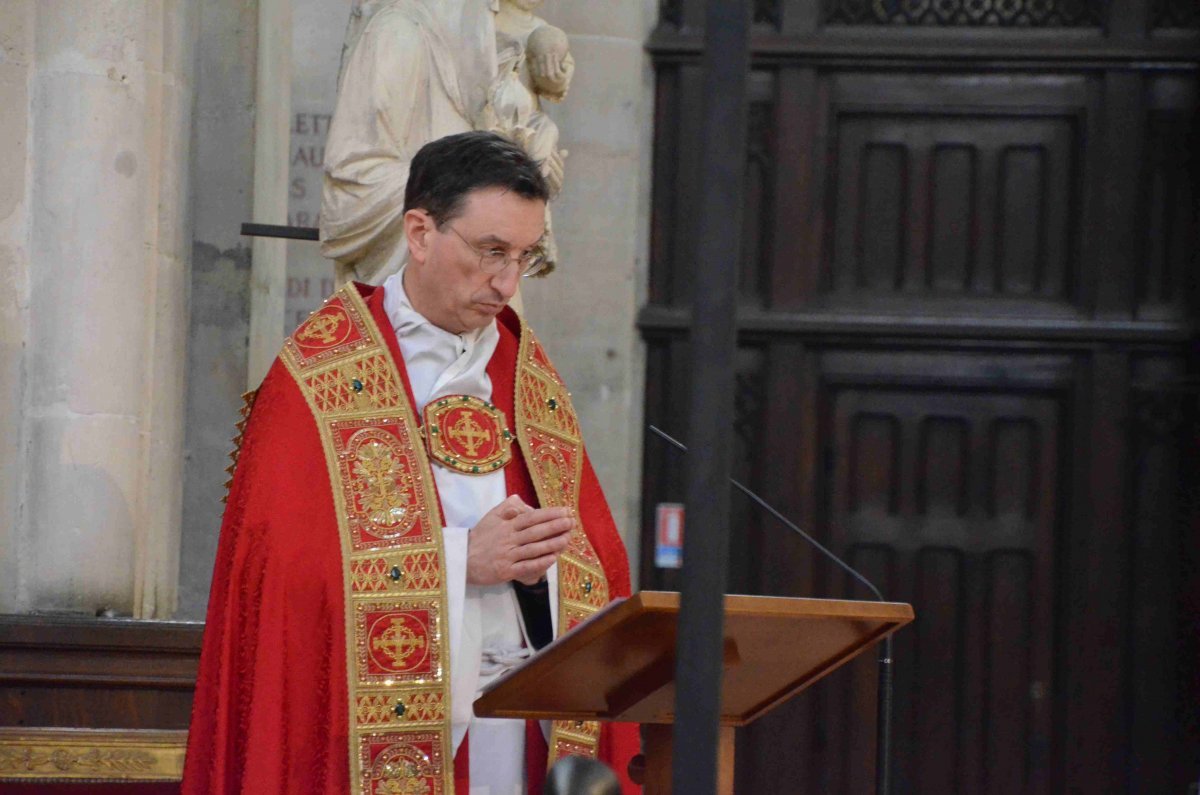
left=382, top=270, right=559, bottom=794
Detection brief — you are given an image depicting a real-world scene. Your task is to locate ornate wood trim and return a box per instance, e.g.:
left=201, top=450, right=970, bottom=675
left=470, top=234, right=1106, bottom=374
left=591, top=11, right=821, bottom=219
left=0, top=727, right=187, bottom=782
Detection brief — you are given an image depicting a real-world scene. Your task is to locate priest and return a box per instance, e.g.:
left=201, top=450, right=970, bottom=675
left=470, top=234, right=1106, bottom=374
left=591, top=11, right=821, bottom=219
left=183, top=131, right=639, bottom=794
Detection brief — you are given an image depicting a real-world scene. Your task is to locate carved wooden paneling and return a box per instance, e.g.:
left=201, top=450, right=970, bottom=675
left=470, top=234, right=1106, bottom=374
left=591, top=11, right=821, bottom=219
left=638, top=339, right=771, bottom=595
left=755, top=0, right=783, bottom=28
left=0, top=616, right=202, bottom=731
left=822, top=0, right=1106, bottom=27
left=1138, top=76, right=1198, bottom=319
left=825, top=74, right=1086, bottom=308
left=742, top=71, right=777, bottom=306
left=1152, top=0, right=1200, bottom=28
left=821, top=354, right=1063, bottom=794
left=660, top=0, right=682, bottom=27
left=1125, top=357, right=1196, bottom=793
left=644, top=1, right=1200, bottom=791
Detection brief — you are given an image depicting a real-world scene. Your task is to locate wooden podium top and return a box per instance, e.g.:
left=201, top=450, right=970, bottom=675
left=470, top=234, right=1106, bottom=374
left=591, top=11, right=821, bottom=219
left=475, top=591, right=913, bottom=727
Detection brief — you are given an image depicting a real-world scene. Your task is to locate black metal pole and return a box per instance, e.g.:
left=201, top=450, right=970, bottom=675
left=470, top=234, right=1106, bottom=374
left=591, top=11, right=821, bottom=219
left=669, top=0, right=750, bottom=793
left=240, top=222, right=319, bottom=241
left=876, top=635, right=894, bottom=795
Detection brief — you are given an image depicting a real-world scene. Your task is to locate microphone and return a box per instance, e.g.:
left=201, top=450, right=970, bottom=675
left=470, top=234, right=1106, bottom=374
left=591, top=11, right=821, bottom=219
left=648, top=424, right=896, bottom=795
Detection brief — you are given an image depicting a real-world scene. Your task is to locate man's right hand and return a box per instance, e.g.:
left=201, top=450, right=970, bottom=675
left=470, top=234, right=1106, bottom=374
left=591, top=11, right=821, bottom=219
left=467, top=495, right=574, bottom=587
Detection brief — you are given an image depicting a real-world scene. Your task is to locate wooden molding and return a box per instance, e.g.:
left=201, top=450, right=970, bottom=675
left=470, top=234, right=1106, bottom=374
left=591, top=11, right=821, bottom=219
left=0, top=727, right=187, bottom=782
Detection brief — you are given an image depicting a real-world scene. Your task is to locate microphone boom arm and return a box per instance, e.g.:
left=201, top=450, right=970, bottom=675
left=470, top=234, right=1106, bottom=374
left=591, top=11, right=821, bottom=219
left=647, top=423, right=896, bottom=795
left=648, top=424, right=884, bottom=601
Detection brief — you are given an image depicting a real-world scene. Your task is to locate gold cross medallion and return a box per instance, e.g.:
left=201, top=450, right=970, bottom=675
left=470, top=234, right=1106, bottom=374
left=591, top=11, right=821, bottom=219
left=421, top=395, right=513, bottom=476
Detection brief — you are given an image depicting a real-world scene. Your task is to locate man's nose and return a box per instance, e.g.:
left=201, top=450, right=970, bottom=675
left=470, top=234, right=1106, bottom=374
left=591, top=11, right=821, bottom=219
left=491, top=263, right=521, bottom=299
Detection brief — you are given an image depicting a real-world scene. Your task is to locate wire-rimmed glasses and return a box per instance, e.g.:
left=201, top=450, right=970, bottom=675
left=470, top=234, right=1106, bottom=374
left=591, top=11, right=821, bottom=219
left=444, top=224, right=549, bottom=278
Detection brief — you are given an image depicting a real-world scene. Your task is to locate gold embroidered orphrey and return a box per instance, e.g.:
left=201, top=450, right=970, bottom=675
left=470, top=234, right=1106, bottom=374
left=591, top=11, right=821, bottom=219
left=513, top=319, right=609, bottom=764
left=422, top=395, right=514, bottom=476
left=279, top=286, right=611, bottom=794
left=284, top=288, right=452, bottom=795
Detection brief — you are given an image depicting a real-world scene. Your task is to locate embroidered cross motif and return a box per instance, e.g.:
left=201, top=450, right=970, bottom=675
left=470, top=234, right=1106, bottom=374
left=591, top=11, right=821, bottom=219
left=298, top=310, right=345, bottom=345
left=371, top=617, right=427, bottom=669
left=448, top=413, right=491, bottom=457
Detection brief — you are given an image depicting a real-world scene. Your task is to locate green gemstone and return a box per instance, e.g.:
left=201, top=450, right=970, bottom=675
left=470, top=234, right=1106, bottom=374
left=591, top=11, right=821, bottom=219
left=395, top=701, right=406, bottom=717
left=430, top=427, right=438, bottom=435
left=461, top=395, right=470, bottom=402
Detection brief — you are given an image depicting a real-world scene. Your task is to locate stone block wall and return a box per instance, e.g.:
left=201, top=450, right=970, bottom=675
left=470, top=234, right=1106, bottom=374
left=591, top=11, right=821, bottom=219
left=0, top=1, right=197, bottom=618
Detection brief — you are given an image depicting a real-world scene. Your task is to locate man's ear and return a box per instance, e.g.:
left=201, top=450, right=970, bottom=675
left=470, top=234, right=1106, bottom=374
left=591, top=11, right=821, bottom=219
left=404, top=209, right=435, bottom=264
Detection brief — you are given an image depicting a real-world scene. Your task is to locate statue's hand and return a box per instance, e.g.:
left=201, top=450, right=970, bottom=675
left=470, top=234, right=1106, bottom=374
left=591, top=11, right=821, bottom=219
left=531, top=51, right=574, bottom=100
left=542, top=148, right=566, bottom=196
left=532, top=52, right=566, bottom=84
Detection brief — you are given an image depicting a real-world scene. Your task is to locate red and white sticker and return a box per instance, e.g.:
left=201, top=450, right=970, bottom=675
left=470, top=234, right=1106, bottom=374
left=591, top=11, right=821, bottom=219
left=654, top=503, right=684, bottom=569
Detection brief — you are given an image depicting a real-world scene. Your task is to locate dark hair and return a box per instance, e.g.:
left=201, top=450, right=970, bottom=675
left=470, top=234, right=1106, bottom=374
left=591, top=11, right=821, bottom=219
left=403, top=131, right=549, bottom=225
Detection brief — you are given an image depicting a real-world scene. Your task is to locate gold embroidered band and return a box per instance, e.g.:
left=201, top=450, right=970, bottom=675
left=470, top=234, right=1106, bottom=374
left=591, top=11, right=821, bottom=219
left=513, top=328, right=610, bottom=764
left=283, top=286, right=454, bottom=795
left=282, top=286, right=613, bottom=790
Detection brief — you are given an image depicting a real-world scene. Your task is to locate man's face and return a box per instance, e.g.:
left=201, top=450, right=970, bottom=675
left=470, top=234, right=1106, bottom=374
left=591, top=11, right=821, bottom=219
left=404, top=186, right=546, bottom=334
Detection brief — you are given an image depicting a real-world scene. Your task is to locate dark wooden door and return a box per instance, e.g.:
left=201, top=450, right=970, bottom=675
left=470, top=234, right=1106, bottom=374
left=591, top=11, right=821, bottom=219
left=640, top=3, right=1199, bottom=793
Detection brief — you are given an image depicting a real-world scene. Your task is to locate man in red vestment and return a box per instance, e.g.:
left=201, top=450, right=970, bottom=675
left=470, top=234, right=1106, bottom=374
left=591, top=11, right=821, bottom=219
left=183, top=131, right=639, bottom=794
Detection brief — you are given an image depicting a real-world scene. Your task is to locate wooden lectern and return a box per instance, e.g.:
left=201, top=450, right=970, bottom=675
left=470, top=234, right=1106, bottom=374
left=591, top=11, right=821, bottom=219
left=475, top=591, right=914, bottom=794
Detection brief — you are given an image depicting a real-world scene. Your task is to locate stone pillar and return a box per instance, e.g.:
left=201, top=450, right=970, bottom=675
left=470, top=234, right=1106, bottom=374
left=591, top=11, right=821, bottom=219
left=0, top=1, right=197, bottom=618
left=247, top=0, right=292, bottom=388
left=0, top=1, right=35, bottom=613
left=520, top=0, right=656, bottom=578
left=175, top=0, right=259, bottom=621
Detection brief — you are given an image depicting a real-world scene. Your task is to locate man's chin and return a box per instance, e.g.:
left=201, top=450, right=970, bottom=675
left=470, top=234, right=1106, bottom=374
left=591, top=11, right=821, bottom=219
left=456, top=303, right=504, bottom=331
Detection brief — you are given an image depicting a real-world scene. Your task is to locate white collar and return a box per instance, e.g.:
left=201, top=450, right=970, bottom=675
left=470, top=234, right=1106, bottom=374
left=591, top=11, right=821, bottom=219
left=382, top=267, right=496, bottom=345
left=380, top=268, right=501, bottom=407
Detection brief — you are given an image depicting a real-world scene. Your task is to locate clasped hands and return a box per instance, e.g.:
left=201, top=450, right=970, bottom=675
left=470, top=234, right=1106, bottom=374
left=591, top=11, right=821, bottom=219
left=466, top=495, right=574, bottom=587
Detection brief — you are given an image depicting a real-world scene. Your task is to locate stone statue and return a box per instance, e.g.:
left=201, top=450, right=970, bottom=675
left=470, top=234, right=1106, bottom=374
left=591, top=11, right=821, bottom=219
left=488, top=0, right=574, bottom=271
left=320, top=0, right=500, bottom=285
left=321, top=0, right=576, bottom=285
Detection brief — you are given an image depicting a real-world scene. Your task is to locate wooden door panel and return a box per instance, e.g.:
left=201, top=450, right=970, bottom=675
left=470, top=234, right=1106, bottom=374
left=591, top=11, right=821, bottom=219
left=823, top=73, right=1092, bottom=312
left=831, top=116, right=1078, bottom=300
left=643, top=4, right=1199, bottom=791
left=816, top=351, right=1064, bottom=794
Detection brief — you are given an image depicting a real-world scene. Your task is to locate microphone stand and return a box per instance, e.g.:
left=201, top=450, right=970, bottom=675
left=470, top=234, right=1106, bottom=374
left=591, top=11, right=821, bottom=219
left=648, top=425, right=896, bottom=795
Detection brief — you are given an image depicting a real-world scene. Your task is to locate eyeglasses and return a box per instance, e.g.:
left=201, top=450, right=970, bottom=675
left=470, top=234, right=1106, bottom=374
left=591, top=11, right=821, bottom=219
left=443, top=224, right=549, bottom=278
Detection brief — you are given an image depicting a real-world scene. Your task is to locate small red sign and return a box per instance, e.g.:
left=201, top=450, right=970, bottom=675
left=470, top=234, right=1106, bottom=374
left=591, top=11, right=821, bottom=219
left=654, top=503, right=684, bottom=569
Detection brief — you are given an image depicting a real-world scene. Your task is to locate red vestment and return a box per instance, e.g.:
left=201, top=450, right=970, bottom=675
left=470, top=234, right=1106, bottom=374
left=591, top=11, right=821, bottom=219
left=183, top=284, right=639, bottom=794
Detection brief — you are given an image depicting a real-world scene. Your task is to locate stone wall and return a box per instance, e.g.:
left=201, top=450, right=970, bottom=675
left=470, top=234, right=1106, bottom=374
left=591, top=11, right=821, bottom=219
left=0, top=1, right=34, bottom=613
left=519, top=0, right=657, bottom=577
left=0, top=1, right=197, bottom=618
left=174, top=0, right=656, bottom=617
left=175, top=0, right=259, bottom=620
